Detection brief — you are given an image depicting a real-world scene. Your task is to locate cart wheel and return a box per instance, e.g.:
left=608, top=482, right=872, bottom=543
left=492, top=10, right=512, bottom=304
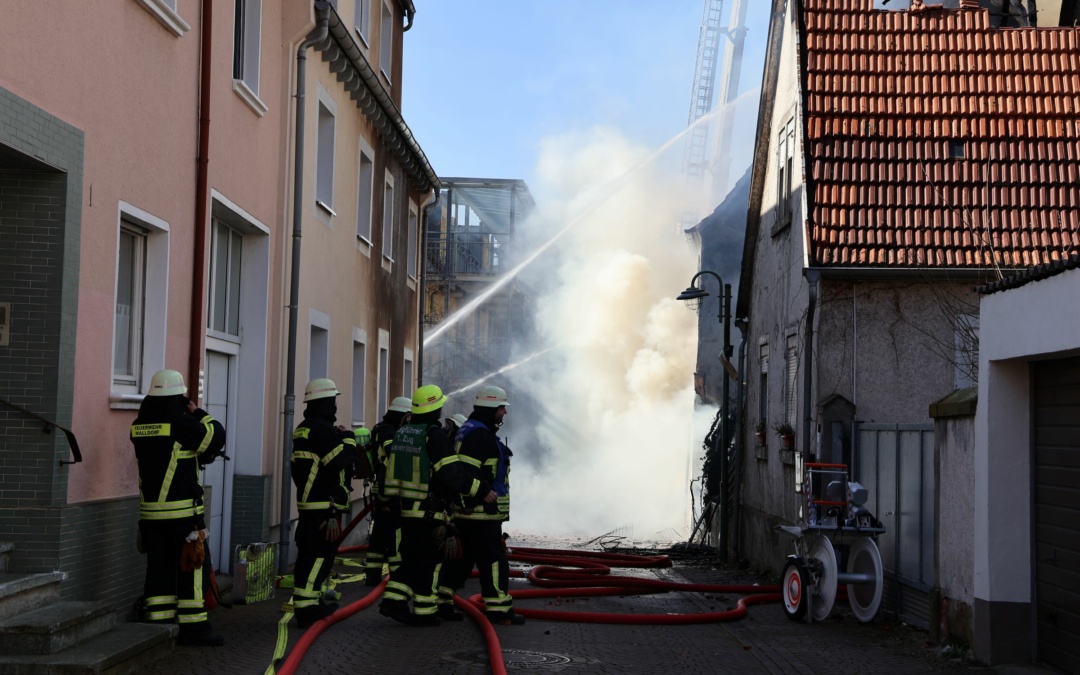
left=847, top=537, right=883, bottom=623
left=808, top=535, right=837, bottom=622
left=781, top=559, right=808, bottom=621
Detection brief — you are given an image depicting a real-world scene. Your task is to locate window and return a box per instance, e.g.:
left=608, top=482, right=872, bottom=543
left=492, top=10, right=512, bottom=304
left=208, top=218, right=243, bottom=339
left=135, top=0, right=191, bottom=36
left=379, top=0, right=393, bottom=84
left=382, top=171, right=395, bottom=260
left=316, top=101, right=336, bottom=215
left=407, top=199, right=418, bottom=279
left=114, top=223, right=147, bottom=389
left=776, top=116, right=795, bottom=230
left=403, top=349, right=414, bottom=396
left=112, top=203, right=170, bottom=402
left=357, top=141, right=375, bottom=243
left=758, top=342, right=769, bottom=432
left=354, top=0, right=370, bottom=46
left=231, top=0, right=265, bottom=115
left=784, top=334, right=799, bottom=428
left=309, top=309, right=330, bottom=381
left=377, top=332, right=389, bottom=414
left=352, top=331, right=367, bottom=426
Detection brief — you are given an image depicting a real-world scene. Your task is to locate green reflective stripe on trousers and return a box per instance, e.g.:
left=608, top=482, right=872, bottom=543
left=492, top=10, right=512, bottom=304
left=178, top=613, right=208, bottom=624
left=146, top=595, right=175, bottom=606
left=147, top=610, right=176, bottom=620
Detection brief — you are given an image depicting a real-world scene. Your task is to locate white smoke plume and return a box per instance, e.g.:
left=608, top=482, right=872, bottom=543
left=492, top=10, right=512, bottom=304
left=501, top=127, right=718, bottom=542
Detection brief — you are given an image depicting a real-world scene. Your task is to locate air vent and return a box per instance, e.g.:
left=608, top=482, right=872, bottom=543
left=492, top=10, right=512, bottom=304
left=0, top=303, right=10, bottom=346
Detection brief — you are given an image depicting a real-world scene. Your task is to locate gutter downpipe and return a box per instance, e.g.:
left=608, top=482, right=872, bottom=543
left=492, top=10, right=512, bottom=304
left=802, top=271, right=819, bottom=460
left=188, top=0, right=213, bottom=404
left=733, top=318, right=749, bottom=561
left=279, top=2, right=331, bottom=574
left=416, top=188, right=440, bottom=380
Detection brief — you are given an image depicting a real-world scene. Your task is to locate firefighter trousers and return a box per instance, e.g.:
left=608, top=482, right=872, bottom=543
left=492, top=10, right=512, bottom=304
left=437, top=519, right=512, bottom=615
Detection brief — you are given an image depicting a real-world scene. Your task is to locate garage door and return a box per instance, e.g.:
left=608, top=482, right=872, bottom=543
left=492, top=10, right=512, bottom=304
left=1033, top=357, right=1080, bottom=671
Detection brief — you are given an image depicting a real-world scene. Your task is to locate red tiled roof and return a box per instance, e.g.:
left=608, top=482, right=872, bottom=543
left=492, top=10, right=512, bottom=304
left=803, top=0, right=1080, bottom=268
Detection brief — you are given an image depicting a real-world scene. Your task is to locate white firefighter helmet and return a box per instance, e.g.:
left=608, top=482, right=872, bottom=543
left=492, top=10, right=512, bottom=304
left=147, top=369, right=187, bottom=397
left=303, top=378, right=340, bottom=402
left=448, top=413, right=468, bottom=428
left=388, top=396, right=412, bottom=413
left=474, top=385, right=509, bottom=408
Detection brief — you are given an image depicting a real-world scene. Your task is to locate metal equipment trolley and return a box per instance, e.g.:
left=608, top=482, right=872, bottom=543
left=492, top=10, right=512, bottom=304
left=776, top=461, right=885, bottom=623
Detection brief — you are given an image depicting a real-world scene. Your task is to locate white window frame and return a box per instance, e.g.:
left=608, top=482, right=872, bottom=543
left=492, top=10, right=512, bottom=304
left=315, top=89, right=337, bottom=219
left=231, top=0, right=267, bottom=116
left=135, top=0, right=191, bottom=37
left=403, top=348, right=414, bottom=397
left=775, top=116, right=796, bottom=231
left=356, top=137, right=375, bottom=248
left=111, top=203, right=170, bottom=407
left=309, top=308, right=331, bottom=381
left=354, top=0, right=370, bottom=48
left=377, top=329, right=390, bottom=414
left=381, top=170, right=395, bottom=263
left=406, top=198, right=418, bottom=281
left=352, top=328, right=368, bottom=427
left=207, top=218, right=244, bottom=342
left=379, top=0, right=393, bottom=85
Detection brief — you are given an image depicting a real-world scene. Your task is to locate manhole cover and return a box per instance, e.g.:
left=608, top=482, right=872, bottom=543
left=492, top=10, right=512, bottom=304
left=444, top=649, right=593, bottom=670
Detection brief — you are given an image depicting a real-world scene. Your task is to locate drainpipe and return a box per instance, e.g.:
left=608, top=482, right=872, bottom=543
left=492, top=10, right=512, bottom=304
left=279, top=1, right=331, bottom=574
left=733, top=318, right=748, bottom=560
left=188, top=0, right=213, bottom=405
left=801, top=271, right=819, bottom=458
left=416, top=188, right=440, bottom=380
left=401, top=0, right=416, bottom=31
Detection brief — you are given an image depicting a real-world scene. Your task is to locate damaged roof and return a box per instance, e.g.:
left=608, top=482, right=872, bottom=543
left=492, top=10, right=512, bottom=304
left=803, top=0, right=1080, bottom=269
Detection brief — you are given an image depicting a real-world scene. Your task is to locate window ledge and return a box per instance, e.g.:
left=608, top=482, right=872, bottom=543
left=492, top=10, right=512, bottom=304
left=110, top=392, right=145, bottom=410
left=233, top=79, right=268, bottom=117
left=780, top=449, right=796, bottom=466
left=406, top=276, right=417, bottom=291
left=316, top=200, right=337, bottom=218
left=754, top=444, right=769, bottom=461
left=380, top=68, right=393, bottom=88
left=136, top=0, right=191, bottom=36
left=354, top=28, right=370, bottom=49
left=771, top=213, right=792, bottom=237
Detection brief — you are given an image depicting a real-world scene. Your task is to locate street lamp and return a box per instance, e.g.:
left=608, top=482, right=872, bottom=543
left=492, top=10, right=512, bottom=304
left=677, top=270, right=732, bottom=560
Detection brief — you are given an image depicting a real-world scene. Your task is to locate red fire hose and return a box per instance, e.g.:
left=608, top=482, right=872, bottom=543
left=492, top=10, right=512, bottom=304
left=274, top=536, right=781, bottom=675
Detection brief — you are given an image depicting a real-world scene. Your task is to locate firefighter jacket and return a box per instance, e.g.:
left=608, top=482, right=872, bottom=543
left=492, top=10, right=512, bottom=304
left=131, top=404, right=226, bottom=524
left=453, top=414, right=511, bottom=521
left=382, top=414, right=482, bottom=521
left=291, top=410, right=356, bottom=514
left=368, top=411, right=405, bottom=498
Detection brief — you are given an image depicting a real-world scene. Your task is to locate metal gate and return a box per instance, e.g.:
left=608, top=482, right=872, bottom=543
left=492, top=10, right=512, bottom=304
left=853, top=422, right=936, bottom=628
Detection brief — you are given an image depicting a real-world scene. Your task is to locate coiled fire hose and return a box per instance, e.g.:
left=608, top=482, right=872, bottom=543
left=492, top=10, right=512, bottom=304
left=268, top=507, right=782, bottom=675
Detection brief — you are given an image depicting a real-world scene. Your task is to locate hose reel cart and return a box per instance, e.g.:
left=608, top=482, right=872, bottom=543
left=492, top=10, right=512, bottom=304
left=777, top=460, right=885, bottom=623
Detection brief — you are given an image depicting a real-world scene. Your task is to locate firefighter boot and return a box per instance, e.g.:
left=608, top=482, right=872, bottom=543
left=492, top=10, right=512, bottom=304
left=177, top=623, right=225, bottom=647
left=296, top=602, right=339, bottom=629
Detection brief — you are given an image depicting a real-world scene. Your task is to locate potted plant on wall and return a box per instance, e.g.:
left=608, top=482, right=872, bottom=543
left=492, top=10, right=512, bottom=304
left=754, top=419, right=767, bottom=446
left=773, top=421, right=796, bottom=449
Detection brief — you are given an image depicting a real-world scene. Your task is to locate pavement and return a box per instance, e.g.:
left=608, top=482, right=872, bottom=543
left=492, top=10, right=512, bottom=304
left=140, top=540, right=1056, bottom=675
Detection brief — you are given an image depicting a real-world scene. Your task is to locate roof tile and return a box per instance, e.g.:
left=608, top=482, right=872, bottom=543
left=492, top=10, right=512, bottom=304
left=803, top=1, right=1080, bottom=269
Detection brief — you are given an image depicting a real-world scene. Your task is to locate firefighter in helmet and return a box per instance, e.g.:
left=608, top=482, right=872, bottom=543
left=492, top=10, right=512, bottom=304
left=436, top=385, right=523, bottom=624
left=363, top=396, right=412, bottom=585
left=131, top=369, right=227, bottom=646
left=290, top=378, right=357, bottom=628
left=379, top=385, right=494, bottom=626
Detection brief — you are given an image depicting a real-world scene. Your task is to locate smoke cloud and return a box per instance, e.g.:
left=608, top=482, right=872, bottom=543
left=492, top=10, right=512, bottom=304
left=498, top=127, right=719, bottom=542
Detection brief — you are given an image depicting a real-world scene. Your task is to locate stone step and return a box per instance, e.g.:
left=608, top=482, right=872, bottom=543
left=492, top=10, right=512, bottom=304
left=0, top=573, right=65, bottom=623
left=0, top=622, right=177, bottom=675
left=0, top=543, right=13, bottom=573
left=0, top=601, right=117, bottom=655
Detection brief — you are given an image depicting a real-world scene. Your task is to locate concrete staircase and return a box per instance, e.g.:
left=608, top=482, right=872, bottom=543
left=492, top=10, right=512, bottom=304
left=0, top=542, right=176, bottom=674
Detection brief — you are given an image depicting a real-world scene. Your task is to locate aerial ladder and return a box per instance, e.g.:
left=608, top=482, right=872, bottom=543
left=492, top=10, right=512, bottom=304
left=682, top=0, right=749, bottom=229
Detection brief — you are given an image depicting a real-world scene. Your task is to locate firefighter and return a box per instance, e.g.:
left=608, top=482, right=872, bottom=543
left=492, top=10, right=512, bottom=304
left=290, top=378, right=357, bottom=628
left=443, top=413, right=467, bottom=440
left=379, top=385, right=495, bottom=626
left=436, top=385, right=524, bottom=625
left=131, top=369, right=227, bottom=646
left=363, top=396, right=412, bottom=585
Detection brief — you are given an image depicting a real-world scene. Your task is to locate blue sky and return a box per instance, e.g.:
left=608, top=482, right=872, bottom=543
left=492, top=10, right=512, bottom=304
left=402, top=1, right=772, bottom=197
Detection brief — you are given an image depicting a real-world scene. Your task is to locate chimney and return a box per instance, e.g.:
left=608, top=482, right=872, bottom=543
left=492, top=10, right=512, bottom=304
left=959, top=0, right=980, bottom=8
